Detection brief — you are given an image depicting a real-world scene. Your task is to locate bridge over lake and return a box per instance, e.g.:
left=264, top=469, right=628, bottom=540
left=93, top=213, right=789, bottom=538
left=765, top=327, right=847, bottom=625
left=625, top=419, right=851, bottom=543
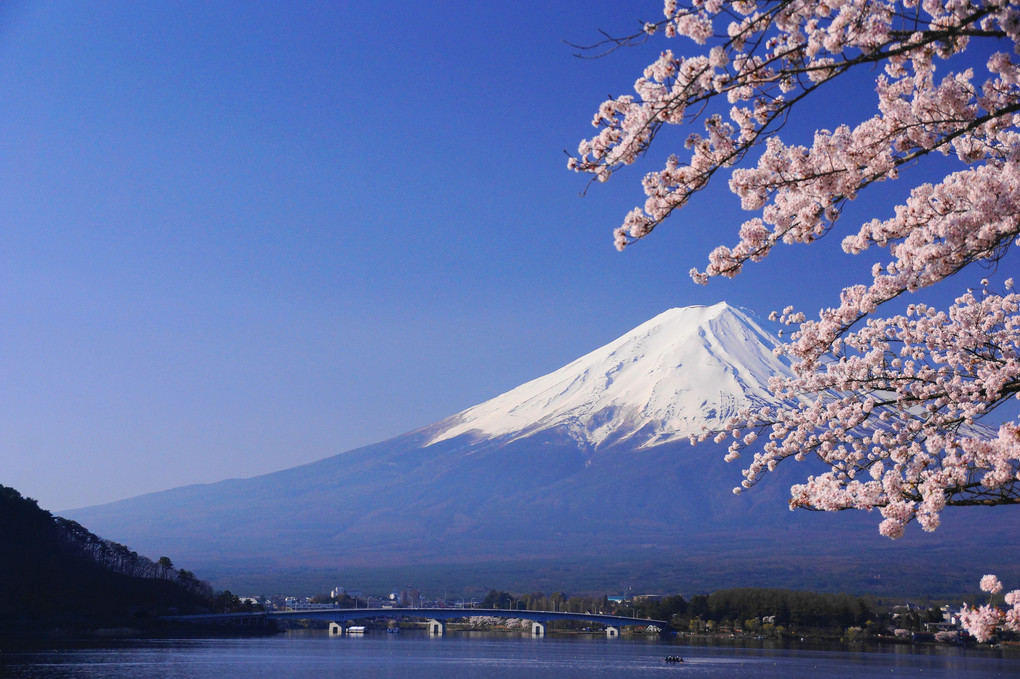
left=166, top=607, right=671, bottom=637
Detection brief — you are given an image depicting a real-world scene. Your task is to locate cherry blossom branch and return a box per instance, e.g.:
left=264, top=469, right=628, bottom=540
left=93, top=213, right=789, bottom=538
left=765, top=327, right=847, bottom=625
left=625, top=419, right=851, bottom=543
left=574, top=1, right=1020, bottom=541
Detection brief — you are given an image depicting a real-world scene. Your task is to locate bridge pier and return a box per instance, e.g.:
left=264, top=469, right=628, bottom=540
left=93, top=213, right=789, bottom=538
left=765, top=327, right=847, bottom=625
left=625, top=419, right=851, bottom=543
left=427, top=619, right=445, bottom=636
left=531, top=621, right=545, bottom=636
left=328, top=622, right=343, bottom=635
left=606, top=626, right=619, bottom=638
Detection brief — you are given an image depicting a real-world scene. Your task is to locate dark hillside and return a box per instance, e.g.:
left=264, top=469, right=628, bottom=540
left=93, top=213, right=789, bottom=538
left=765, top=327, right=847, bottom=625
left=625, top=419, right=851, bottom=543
left=0, top=485, right=215, bottom=636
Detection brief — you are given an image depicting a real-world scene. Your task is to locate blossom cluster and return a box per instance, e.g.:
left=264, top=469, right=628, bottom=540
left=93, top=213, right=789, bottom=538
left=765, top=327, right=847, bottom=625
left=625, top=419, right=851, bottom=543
left=712, top=285, right=1020, bottom=539
left=958, top=574, right=1020, bottom=642
left=572, top=0, right=1020, bottom=254
left=575, top=0, right=1020, bottom=539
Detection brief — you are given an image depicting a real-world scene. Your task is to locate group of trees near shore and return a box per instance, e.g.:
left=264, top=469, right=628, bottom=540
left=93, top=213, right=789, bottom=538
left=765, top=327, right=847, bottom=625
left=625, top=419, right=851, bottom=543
left=481, top=587, right=903, bottom=635
left=0, top=485, right=236, bottom=636
left=675, top=589, right=876, bottom=631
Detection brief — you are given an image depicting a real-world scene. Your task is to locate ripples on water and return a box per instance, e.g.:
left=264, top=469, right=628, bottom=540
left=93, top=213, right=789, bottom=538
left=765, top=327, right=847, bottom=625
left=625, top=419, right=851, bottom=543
left=1, top=631, right=1016, bottom=678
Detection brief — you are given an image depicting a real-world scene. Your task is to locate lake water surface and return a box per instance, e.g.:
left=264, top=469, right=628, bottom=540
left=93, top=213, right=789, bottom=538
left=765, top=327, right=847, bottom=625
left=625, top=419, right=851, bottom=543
left=2, top=631, right=1016, bottom=678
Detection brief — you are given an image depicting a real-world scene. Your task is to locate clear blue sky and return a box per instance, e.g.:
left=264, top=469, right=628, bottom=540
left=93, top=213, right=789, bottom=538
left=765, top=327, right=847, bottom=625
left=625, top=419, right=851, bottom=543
left=0, top=1, right=980, bottom=510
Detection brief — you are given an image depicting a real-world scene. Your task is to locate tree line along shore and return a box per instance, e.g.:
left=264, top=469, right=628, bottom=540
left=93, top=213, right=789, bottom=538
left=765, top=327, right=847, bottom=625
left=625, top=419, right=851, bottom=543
left=1, top=483, right=1009, bottom=646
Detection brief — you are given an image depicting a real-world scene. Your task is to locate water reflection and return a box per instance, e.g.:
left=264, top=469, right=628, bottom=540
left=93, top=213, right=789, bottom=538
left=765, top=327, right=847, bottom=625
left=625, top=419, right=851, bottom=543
left=0, top=630, right=1015, bottom=679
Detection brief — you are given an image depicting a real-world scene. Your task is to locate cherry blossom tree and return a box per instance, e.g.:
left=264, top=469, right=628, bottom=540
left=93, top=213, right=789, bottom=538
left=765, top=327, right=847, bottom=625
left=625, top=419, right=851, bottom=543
left=571, top=0, right=1020, bottom=639
left=958, top=574, right=1020, bottom=641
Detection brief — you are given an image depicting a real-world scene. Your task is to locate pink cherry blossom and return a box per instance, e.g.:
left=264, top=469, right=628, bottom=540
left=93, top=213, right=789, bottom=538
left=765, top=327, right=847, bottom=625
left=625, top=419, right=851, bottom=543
left=958, top=603, right=1003, bottom=642
left=959, top=574, right=1020, bottom=641
left=981, top=574, right=1004, bottom=594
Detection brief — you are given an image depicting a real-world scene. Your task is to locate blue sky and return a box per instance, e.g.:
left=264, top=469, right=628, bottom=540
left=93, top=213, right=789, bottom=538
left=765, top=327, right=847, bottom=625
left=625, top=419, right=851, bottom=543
left=0, top=1, right=989, bottom=510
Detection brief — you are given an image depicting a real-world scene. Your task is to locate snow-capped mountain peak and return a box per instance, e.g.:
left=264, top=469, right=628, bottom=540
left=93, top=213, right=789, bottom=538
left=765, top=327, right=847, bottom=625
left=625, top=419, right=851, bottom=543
left=427, top=302, right=791, bottom=450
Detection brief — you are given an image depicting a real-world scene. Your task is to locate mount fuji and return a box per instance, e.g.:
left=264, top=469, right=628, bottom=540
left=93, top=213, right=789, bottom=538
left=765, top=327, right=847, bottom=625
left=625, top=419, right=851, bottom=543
left=66, top=303, right=1017, bottom=597
left=428, top=303, right=787, bottom=451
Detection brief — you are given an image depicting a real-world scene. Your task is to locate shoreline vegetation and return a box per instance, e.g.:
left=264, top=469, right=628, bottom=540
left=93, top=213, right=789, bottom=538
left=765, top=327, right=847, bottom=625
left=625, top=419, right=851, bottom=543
left=3, top=483, right=1014, bottom=650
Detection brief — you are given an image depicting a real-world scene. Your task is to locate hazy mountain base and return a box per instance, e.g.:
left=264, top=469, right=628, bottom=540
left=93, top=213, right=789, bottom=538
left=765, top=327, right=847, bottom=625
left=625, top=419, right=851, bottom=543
left=69, top=431, right=1018, bottom=600
left=207, top=534, right=1014, bottom=602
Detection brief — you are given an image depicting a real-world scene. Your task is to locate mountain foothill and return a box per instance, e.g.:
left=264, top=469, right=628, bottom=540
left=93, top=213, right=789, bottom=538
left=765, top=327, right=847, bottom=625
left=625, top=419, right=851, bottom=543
left=0, top=485, right=224, bottom=636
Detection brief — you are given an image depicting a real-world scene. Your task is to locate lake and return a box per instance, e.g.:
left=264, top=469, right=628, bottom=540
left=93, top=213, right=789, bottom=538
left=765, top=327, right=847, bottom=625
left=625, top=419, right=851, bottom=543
left=1, top=631, right=1016, bottom=678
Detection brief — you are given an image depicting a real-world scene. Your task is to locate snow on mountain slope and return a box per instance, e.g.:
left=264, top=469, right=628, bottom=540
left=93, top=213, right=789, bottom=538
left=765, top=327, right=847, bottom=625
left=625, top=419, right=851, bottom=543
left=428, top=302, right=791, bottom=450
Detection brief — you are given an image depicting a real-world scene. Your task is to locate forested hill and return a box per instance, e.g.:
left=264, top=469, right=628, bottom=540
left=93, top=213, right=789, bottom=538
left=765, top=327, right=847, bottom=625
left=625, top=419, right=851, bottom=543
left=0, top=485, right=216, bottom=636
